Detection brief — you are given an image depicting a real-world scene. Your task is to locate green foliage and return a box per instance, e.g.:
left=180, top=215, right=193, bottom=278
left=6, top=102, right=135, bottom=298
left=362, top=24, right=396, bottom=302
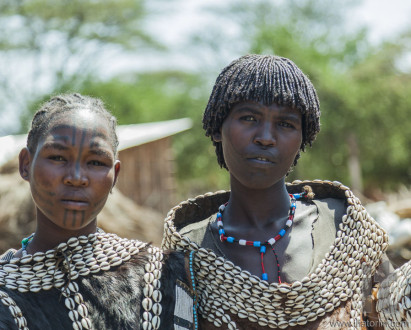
left=0, top=0, right=154, bottom=50
left=0, top=0, right=158, bottom=136
left=12, top=0, right=411, bottom=197
left=195, top=0, right=411, bottom=193
left=289, top=39, right=411, bottom=191
left=78, top=71, right=230, bottom=198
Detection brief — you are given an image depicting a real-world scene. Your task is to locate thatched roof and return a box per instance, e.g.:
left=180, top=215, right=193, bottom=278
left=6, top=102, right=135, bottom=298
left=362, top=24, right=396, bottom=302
left=0, top=158, right=164, bottom=254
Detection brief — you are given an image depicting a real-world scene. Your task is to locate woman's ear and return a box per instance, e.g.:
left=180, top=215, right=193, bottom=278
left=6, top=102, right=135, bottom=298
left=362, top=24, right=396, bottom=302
left=19, top=148, right=31, bottom=181
left=112, top=160, right=121, bottom=188
left=212, top=132, right=222, bottom=143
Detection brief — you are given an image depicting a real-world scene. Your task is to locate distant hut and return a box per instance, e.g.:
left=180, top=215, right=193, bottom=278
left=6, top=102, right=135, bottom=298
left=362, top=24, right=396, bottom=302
left=116, top=118, right=192, bottom=214
left=0, top=118, right=192, bottom=252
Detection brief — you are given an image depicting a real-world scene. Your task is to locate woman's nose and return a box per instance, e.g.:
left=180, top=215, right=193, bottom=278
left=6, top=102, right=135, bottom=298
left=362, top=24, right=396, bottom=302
left=253, top=122, right=276, bottom=147
left=63, top=164, right=89, bottom=187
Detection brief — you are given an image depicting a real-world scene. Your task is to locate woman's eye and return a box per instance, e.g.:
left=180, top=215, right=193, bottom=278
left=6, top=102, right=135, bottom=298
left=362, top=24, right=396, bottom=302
left=49, top=155, right=65, bottom=161
left=240, top=115, right=256, bottom=122
left=89, top=160, right=105, bottom=166
left=279, top=122, right=294, bottom=128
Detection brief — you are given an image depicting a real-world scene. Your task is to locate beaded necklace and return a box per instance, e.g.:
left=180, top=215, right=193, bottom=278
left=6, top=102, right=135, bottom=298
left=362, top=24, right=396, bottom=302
left=217, top=192, right=306, bottom=283
left=21, top=233, right=34, bottom=257
left=163, top=181, right=390, bottom=329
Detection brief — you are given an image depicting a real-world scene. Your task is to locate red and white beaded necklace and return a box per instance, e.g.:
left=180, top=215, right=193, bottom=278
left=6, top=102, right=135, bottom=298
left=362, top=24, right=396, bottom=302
left=217, top=192, right=306, bottom=283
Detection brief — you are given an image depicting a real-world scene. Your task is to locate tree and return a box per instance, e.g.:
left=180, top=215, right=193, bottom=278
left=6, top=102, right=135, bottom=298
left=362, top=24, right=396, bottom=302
left=190, top=0, right=411, bottom=194
left=0, top=0, right=158, bottom=135
left=77, top=71, right=226, bottom=198
left=10, top=0, right=411, bottom=196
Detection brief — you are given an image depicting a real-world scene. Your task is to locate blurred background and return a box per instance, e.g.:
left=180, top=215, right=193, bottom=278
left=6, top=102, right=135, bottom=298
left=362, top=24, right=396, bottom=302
left=0, top=0, right=410, bottom=266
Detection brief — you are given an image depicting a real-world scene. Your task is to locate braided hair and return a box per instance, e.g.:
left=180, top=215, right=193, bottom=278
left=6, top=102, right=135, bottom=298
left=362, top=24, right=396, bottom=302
left=27, top=93, right=119, bottom=155
left=203, top=54, right=321, bottom=169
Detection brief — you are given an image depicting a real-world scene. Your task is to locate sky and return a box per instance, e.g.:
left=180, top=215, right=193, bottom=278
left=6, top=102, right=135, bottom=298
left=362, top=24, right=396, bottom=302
left=351, top=0, right=411, bottom=44
left=145, top=0, right=411, bottom=67
left=102, top=0, right=411, bottom=75
left=1, top=0, right=411, bottom=135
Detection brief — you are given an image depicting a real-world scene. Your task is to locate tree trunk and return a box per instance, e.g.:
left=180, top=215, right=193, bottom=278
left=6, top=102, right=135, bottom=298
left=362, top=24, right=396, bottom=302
left=347, top=133, right=363, bottom=195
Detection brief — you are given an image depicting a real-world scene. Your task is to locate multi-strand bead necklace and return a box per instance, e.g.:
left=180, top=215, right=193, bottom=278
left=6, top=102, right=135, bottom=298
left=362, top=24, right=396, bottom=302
left=217, top=192, right=306, bottom=283
left=163, top=180, right=390, bottom=329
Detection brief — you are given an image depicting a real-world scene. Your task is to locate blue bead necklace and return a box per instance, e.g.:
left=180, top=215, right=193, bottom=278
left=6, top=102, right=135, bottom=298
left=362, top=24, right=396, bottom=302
left=189, top=251, right=198, bottom=329
left=21, top=233, right=35, bottom=257
left=217, top=192, right=306, bottom=283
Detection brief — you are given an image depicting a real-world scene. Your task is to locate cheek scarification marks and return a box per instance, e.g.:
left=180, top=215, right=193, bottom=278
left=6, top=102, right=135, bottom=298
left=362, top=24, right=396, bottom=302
left=32, top=186, right=54, bottom=207
left=33, top=187, right=55, bottom=217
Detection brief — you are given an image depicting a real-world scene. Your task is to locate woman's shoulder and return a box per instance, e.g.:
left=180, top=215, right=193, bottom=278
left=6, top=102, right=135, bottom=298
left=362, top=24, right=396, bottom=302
left=166, top=190, right=230, bottom=231
left=0, top=249, right=17, bottom=262
left=179, top=215, right=213, bottom=238
left=0, top=234, right=193, bottom=330
left=286, top=179, right=353, bottom=201
left=0, top=285, right=74, bottom=329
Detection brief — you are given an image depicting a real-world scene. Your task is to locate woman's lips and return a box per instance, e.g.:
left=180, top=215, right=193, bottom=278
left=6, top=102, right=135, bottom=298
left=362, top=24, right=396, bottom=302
left=247, top=156, right=276, bottom=165
left=254, top=157, right=273, bottom=163
left=60, top=199, right=89, bottom=210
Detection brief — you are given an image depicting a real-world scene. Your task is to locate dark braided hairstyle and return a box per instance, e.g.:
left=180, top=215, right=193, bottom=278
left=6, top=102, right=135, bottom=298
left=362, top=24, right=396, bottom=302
left=27, top=93, right=119, bottom=155
left=203, top=54, right=321, bottom=169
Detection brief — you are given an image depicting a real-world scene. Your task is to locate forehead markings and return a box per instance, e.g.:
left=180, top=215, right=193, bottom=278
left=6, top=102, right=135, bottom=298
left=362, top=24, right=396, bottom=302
left=49, top=114, right=78, bottom=146
left=71, top=116, right=77, bottom=146
left=50, top=135, right=70, bottom=144
left=89, top=134, right=112, bottom=152
left=89, top=120, right=112, bottom=151
left=88, top=115, right=114, bottom=153
left=75, top=129, right=87, bottom=175
left=88, top=120, right=99, bottom=148
left=48, top=124, right=77, bottom=145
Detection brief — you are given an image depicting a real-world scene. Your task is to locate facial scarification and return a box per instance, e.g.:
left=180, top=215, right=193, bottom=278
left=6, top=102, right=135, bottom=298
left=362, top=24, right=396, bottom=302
left=71, top=118, right=77, bottom=146
left=26, top=109, right=118, bottom=231
left=26, top=93, right=119, bottom=158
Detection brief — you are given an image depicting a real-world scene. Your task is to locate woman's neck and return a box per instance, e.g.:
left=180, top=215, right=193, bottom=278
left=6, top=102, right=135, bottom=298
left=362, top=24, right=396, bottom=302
left=24, top=210, right=98, bottom=255
left=224, top=177, right=291, bottom=231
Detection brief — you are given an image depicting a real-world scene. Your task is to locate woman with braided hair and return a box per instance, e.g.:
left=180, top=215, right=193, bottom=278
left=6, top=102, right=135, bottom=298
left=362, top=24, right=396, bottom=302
left=0, top=93, right=194, bottom=329
left=162, top=54, right=411, bottom=329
